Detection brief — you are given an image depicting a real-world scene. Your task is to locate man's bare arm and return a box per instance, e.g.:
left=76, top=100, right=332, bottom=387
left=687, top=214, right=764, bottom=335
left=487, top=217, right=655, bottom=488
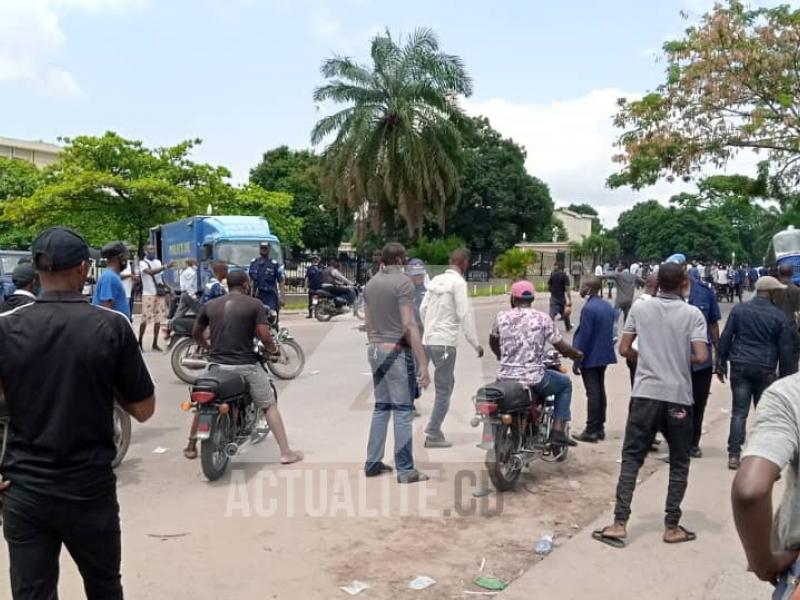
left=489, top=334, right=501, bottom=360
left=554, top=339, right=582, bottom=361
left=691, top=339, right=709, bottom=365
left=118, top=394, right=155, bottom=423
left=619, top=332, right=636, bottom=359
left=256, top=323, right=278, bottom=354
left=192, top=319, right=209, bottom=351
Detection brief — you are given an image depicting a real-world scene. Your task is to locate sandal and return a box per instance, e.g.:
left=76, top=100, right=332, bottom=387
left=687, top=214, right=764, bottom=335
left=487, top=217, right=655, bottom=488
left=280, top=451, right=304, bottom=465
left=664, top=525, right=696, bottom=544
left=592, top=526, right=627, bottom=549
left=183, top=447, right=198, bottom=460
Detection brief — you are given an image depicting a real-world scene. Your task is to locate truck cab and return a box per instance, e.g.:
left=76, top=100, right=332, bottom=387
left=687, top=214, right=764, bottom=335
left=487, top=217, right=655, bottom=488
left=150, top=216, right=282, bottom=293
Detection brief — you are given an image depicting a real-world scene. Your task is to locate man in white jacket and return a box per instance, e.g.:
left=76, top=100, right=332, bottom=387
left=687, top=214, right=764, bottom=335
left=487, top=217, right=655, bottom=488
left=419, top=248, right=484, bottom=448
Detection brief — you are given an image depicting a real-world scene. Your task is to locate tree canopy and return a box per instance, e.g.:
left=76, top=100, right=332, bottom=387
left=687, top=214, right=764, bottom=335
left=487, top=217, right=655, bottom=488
left=311, top=27, right=473, bottom=239
left=250, top=146, right=342, bottom=251
left=609, top=1, right=800, bottom=190
left=449, top=117, right=554, bottom=252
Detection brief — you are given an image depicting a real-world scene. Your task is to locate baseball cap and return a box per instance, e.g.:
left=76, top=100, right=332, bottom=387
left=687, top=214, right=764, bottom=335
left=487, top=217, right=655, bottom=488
left=11, top=264, right=36, bottom=287
left=511, top=280, right=535, bottom=299
left=101, top=241, right=127, bottom=259
left=755, top=276, right=787, bottom=292
left=32, top=227, right=97, bottom=272
left=259, top=241, right=271, bottom=248
left=665, top=253, right=687, bottom=265
left=407, top=258, right=426, bottom=276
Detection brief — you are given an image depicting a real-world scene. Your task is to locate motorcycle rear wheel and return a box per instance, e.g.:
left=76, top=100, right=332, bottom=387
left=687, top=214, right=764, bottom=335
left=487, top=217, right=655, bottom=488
left=170, top=336, right=209, bottom=384
left=111, top=404, right=131, bottom=469
left=314, top=303, right=333, bottom=322
left=485, top=423, right=522, bottom=491
left=201, top=413, right=232, bottom=482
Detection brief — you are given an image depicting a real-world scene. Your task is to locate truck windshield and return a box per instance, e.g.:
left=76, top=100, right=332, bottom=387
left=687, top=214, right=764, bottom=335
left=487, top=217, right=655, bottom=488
left=216, top=242, right=282, bottom=267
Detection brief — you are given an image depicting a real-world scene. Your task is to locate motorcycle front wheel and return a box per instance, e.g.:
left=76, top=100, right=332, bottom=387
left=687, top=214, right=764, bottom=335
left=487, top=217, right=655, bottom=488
left=485, top=423, right=522, bottom=491
left=111, top=404, right=132, bottom=469
left=314, top=302, right=334, bottom=322
left=201, top=412, right=232, bottom=481
left=170, top=336, right=209, bottom=384
left=265, top=339, right=305, bottom=380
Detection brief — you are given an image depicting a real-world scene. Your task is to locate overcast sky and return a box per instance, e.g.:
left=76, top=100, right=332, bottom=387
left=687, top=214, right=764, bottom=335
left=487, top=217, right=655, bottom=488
left=0, top=0, right=793, bottom=226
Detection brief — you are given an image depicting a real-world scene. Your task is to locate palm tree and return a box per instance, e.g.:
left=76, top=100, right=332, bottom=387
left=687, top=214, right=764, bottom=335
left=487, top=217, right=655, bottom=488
left=569, top=233, right=620, bottom=269
left=311, top=28, right=473, bottom=239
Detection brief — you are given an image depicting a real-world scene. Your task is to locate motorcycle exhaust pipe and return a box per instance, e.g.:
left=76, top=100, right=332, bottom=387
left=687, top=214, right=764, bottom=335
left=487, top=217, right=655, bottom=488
left=181, top=358, right=209, bottom=369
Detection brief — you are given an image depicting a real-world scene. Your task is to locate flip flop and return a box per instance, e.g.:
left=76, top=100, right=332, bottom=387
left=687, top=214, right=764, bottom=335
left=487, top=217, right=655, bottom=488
left=664, top=525, right=696, bottom=544
left=592, top=528, right=627, bottom=549
left=183, top=448, right=198, bottom=460
left=280, top=451, right=304, bottom=465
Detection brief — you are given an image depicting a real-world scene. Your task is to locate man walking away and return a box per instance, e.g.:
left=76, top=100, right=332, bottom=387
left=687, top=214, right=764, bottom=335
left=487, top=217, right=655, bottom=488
left=731, top=372, right=800, bottom=591
left=548, top=263, right=573, bottom=332
left=139, top=244, right=173, bottom=351
left=600, top=263, right=644, bottom=339
left=305, top=257, right=324, bottom=319
left=0, top=264, right=38, bottom=312
left=364, top=243, right=431, bottom=484
left=419, top=249, right=483, bottom=448
left=93, top=241, right=132, bottom=320
left=593, top=263, right=708, bottom=548
left=188, top=270, right=302, bottom=464
left=717, top=276, right=798, bottom=470
left=571, top=258, right=583, bottom=290
left=1, top=226, right=155, bottom=599
left=572, top=277, right=617, bottom=443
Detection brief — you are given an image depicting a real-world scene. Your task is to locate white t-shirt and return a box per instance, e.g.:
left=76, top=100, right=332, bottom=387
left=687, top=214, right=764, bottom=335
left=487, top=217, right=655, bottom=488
left=717, top=269, right=729, bottom=285
left=630, top=262, right=640, bottom=276
left=121, top=264, right=135, bottom=299
left=594, top=265, right=603, bottom=277
left=139, top=258, right=163, bottom=296
left=179, top=266, right=197, bottom=293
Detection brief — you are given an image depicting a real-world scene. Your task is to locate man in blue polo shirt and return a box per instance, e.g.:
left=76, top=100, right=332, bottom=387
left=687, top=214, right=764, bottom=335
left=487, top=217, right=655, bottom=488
left=92, top=241, right=131, bottom=320
left=668, top=253, right=721, bottom=458
left=573, top=276, right=617, bottom=443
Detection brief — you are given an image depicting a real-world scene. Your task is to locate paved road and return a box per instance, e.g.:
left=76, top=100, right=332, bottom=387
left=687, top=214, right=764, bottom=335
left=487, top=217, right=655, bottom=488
left=0, top=291, right=768, bottom=599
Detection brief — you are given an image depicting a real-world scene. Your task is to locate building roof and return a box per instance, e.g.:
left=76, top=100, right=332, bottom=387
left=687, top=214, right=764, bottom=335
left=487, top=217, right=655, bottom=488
left=554, top=207, right=594, bottom=221
left=0, top=136, right=62, bottom=154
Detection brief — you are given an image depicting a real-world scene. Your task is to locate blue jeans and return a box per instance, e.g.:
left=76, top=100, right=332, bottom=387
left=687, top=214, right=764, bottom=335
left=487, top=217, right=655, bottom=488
left=365, top=346, right=416, bottom=476
left=727, top=362, right=775, bottom=456
left=531, top=369, right=572, bottom=421
left=774, top=557, right=800, bottom=600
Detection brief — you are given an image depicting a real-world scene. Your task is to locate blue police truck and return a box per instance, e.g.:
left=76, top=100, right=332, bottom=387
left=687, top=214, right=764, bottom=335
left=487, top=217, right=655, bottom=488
left=150, top=216, right=282, bottom=293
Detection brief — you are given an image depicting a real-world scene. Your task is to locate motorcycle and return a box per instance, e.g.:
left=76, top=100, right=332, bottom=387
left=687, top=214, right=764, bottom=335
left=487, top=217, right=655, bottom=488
left=313, top=284, right=364, bottom=322
left=471, top=349, right=569, bottom=491
left=183, top=363, right=277, bottom=481
left=169, top=311, right=305, bottom=383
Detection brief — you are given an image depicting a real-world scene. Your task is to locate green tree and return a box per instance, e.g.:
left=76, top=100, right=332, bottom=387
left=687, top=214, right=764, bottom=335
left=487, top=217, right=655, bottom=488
left=250, top=146, right=343, bottom=251
left=493, top=247, right=535, bottom=280
left=569, top=232, right=620, bottom=268
left=609, top=1, right=800, bottom=190
left=1, top=132, right=232, bottom=248
left=311, top=28, right=473, bottom=239
left=450, top=116, right=554, bottom=252
left=0, top=158, right=44, bottom=248
left=214, top=184, right=303, bottom=247
left=408, top=235, right=465, bottom=265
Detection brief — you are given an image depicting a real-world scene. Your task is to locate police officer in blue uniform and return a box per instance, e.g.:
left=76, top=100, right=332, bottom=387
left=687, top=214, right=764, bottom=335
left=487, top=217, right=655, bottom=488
left=249, top=241, right=284, bottom=314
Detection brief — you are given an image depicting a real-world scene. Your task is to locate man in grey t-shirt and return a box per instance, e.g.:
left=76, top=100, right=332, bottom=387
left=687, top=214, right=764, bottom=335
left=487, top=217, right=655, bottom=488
left=593, top=263, right=708, bottom=548
left=732, top=373, right=800, bottom=588
left=600, top=263, right=644, bottom=338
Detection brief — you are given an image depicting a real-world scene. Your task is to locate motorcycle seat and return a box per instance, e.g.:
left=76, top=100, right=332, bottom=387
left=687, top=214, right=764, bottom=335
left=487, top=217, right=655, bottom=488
left=477, top=380, right=533, bottom=412
left=314, top=289, right=335, bottom=298
left=171, top=316, right=196, bottom=336
left=193, top=370, right=247, bottom=399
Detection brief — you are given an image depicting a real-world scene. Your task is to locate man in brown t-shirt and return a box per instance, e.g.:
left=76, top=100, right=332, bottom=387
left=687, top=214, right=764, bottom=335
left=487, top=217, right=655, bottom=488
left=364, top=243, right=430, bottom=483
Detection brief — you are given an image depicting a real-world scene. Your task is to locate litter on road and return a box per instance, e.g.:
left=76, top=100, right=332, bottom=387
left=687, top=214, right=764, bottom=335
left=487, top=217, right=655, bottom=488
left=408, top=575, right=436, bottom=590
left=151, top=446, right=169, bottom=454
left=473, top=575, right=507, bottom=591
left=340, top=580, right=370, bottom=596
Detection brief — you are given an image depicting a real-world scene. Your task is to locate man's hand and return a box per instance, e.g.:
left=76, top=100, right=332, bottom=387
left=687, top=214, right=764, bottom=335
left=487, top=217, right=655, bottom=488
left=417, top=366, right=431, bottom=390
left=572, top=364, right=581, bottom=376
left=751, top=550, right=798, bottom=585
left=167, top=261, right=176, bottom=269
left=0, top=480, right=10, bottom=494
left=476, top=345, right=484, bottom=358
left=570, top=349, right=584, bottom=362
left=716, top=362, right=727, bottom=383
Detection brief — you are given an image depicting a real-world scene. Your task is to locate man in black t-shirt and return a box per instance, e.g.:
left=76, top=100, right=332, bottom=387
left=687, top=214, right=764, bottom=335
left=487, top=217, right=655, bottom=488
left=548, top=263, right=573, bottom=332
left=189, top=270, right=302, bottom=464
left=0, top=227, right=155, bottom=600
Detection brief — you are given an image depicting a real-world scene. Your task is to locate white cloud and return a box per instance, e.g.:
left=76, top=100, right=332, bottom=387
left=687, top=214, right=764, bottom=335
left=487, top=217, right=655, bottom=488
left=463, top=89, right=759, bottom=227
left=0, top=0, right=145, bottom=98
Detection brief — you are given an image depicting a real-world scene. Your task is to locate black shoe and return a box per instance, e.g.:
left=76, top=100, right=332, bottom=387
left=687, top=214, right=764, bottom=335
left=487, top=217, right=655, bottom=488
left=306, top=315, right=313, bottom=319
left=398, top=470, right=429, bottom=484
left=550, top=430, right=578, bottom=447
left=598, top=431, right=606, bottom=441
left=365, top=462, right=394, bottom=477
left=689, top=447, right=703, bottom=459
left=424, top=437, right=453, bottom=448
left=574, top=430, right=600, bottom=443
left=728, top=455, right=740, bottom=470
left=152, top=344, right=163, bottom=352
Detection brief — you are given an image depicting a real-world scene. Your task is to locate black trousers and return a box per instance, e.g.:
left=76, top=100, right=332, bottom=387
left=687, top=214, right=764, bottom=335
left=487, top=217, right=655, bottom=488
left=614, top=397, right=693, bottom=527
left=581, top=366, right=607, bottom=435
left=307, top=290, right=316, bottom=316
left=691, top=367, right=713, bottom=449
left=2, top=486, right=123, bottom=600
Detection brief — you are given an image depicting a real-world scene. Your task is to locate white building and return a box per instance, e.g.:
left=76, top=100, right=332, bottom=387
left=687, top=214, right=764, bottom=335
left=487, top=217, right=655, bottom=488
left=0, top=136, right=62, bottom=168
left=553, top=207, right=593, bottom=243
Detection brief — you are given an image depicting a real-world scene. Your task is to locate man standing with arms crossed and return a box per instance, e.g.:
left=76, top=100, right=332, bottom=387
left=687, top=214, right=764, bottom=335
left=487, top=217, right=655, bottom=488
left=593, top=263, right=707, bottom=547
left=364, top=243, right=430, bottom=483
left=419, top=249, right=483, bottom=448
left=0, top=227, right=155, bottom=599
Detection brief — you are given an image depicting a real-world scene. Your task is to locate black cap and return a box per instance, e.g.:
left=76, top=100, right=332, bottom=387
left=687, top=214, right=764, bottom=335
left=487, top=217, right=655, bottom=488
left=11, top=264, right=36, bottom=287
left=101, top=241, right=127, bottom=259
left=32, top=227, right=93, bottom=272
